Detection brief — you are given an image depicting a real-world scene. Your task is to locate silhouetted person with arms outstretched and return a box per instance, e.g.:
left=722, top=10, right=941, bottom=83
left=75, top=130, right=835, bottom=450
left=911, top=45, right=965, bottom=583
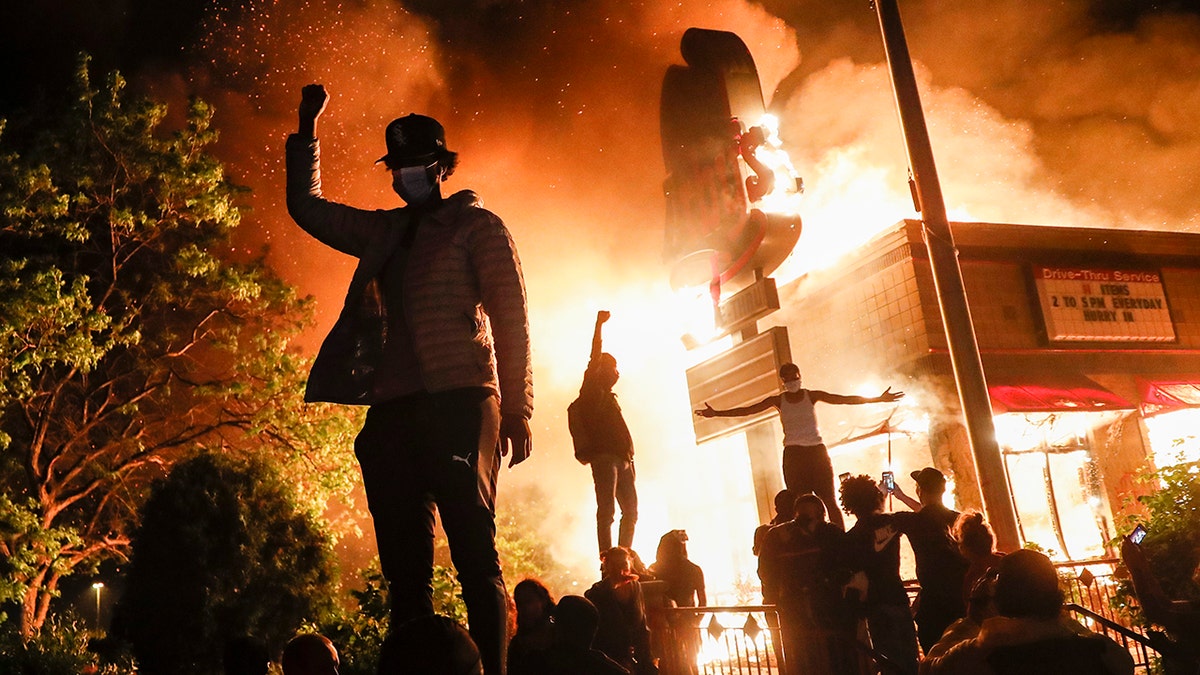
left=287, top=84, right=532, bottom=675
left=570, top=311, right=637, bottom=552
left=696, top=363, right=903, bottom=529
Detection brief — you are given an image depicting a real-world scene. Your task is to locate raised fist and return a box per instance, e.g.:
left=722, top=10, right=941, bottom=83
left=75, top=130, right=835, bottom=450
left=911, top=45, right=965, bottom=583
left=299, top=84, right=329, bottom=122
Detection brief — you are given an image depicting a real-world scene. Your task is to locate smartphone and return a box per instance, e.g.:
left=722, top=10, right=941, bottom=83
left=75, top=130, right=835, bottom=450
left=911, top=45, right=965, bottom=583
left=839, top=472, right=851, bottom=484
left=1128, top=524, right=1148, bottom=545
left=881, top=471, right=896, bottom=492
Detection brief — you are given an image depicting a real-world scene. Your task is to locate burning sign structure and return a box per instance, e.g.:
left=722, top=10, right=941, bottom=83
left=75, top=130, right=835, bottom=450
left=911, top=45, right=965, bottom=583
left=660, top=28, right=803, bottom=302
left=663, top=28, right=807, bottom=525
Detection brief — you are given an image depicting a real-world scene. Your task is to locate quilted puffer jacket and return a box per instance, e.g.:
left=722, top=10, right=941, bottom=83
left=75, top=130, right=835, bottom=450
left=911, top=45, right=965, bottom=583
left=286, top=135, right=533, bottom=419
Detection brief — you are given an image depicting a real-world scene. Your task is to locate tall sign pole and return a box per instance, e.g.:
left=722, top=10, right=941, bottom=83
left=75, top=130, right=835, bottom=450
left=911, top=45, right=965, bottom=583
left=871, top=0, right=1021, bottom=551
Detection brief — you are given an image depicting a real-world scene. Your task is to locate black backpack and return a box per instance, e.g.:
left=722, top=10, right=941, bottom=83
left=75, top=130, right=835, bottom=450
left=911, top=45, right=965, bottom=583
left=567, top=396, right=596, bottom=465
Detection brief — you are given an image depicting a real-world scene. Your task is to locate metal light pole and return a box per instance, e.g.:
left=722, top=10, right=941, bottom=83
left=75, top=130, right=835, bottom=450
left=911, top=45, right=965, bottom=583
left=871, top=0, right=1021, bottom=551
left=92, top=582, right=104, bottom=630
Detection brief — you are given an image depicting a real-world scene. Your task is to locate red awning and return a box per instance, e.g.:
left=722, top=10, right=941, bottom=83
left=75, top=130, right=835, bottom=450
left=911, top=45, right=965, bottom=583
left=1138, top=378, right=1200, bottom=417
left=988, top=374, right=1135, bottom=414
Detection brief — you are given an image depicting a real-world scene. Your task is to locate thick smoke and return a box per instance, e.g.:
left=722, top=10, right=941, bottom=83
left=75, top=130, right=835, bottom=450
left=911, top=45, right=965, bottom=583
left=761, top=0, right=1200, bottom=231
left=134, top=0, right=1200, bottom=588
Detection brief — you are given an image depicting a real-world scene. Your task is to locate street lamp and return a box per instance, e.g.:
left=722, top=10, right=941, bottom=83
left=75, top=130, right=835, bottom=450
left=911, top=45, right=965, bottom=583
left=91, top=582, right=104, bottom=629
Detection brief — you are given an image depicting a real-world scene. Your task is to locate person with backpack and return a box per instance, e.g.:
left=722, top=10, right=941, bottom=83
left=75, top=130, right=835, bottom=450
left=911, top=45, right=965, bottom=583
left=569, top=310, right=638, bottom=554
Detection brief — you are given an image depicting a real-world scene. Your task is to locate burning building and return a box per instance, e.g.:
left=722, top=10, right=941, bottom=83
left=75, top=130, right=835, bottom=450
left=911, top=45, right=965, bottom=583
left=672, top=20, right=1200, bottom=565
left=692, top=218, right=1200, bottom=562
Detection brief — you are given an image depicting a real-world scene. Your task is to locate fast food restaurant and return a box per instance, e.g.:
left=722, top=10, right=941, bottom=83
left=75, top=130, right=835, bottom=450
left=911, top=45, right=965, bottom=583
left=723, top=219, right=1200, bottom=561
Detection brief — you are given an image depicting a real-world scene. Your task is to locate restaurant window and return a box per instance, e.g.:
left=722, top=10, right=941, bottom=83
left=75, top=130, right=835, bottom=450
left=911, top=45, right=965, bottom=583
left=994, top=412, right=1120, bottom=561
left=1144, top=407, right=1200, bottom=468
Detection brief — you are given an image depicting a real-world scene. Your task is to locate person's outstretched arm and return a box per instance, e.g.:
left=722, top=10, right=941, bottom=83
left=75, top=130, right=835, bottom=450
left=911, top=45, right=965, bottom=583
left=694, top=396, right=778, bottom=418
left=890, top=483, right=921, bottom=511
left=809, top=387, right=904, bottom=405
left=589, top=310, right=610, bottom=364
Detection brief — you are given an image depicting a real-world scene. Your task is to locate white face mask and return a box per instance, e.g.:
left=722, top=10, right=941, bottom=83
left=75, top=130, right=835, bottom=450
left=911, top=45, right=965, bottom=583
left=783, top=379, right=803, bottom=394
left=393, top=165, right=437, bottom=205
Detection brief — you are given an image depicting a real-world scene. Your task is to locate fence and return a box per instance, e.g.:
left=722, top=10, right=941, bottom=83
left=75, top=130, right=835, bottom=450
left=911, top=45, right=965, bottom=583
left=1055, top=558, right=1131, bottom=627
left=1055, top=557, right=1154, bottom=671
left=649, top=558, right=1175, bottom=675
left=655, top=605, right=905, bottom=675
left=656, top=605, right=783, bottom=675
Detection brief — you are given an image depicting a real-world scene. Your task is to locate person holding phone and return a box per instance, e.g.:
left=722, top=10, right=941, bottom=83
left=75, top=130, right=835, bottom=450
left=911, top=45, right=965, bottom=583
left=695, top=362, right=903, bottom=529
left=889, top=467, right=970, bottom=652
left=839, top=474, right=920, bottom=675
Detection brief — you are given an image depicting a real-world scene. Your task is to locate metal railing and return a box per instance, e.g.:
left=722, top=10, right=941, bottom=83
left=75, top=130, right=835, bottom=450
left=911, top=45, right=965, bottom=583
left=652, top=605, right=908, bottom=675
left=1064, top=603, right=1155, bottom=673
left=1055, top=558, right=1134, bottom=629
left=646, top=559, right=1193, bottom=675
left=653, top=605, right=782, bottom=675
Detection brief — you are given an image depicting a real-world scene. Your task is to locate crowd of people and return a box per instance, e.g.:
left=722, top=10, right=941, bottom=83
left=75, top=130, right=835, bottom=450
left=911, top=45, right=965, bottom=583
left=754, top=472, right=1134, bottom=675
left=278, top=83, right=1137, bottom=674
left=248, top=468, right=1133, bottom=675
left=231, top=529, right=703, bottom=675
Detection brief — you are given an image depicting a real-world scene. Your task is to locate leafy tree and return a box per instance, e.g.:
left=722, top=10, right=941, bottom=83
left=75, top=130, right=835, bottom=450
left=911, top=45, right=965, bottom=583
left=113, top=452, right=337, bottom=675
left=1118, top=458, right=1200, bottom=616
left=0, top=611, right=136, bottom=675
left=314, top=560, right=464, bottom=675
left=0, top=56, right=360, bottom=638
left=317, top=562, right=390, bottom=675
left=321, top=486, right=583, bottom=675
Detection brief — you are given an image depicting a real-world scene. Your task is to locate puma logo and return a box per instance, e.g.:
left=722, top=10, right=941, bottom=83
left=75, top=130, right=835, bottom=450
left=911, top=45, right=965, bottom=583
left=451, top=454, right=473, bottom=467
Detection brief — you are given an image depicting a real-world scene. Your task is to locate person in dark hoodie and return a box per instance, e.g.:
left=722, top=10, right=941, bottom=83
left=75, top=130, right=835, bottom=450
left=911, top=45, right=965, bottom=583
left=286, top=84, right=533, bottom=675
left=571, top=310, right=638, bottom=553
left=545, top=595, right=630, bottom=675
left=586, top=547, right=657, bottom=675
left=757, top=493, right=856, bottom=675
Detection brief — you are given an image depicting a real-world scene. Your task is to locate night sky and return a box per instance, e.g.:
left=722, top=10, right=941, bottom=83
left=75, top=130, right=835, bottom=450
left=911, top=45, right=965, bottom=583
left=6, top=0, right=1200, bottom=575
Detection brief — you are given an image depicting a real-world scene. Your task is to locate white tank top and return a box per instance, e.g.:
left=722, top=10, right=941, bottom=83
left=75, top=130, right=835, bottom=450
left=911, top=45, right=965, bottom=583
left=780, top=390, right=823, bottom=446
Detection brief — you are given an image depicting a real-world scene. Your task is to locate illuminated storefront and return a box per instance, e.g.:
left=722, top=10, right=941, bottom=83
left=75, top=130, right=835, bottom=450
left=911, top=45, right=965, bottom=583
left=760, top=220, right=1200, bottom=560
